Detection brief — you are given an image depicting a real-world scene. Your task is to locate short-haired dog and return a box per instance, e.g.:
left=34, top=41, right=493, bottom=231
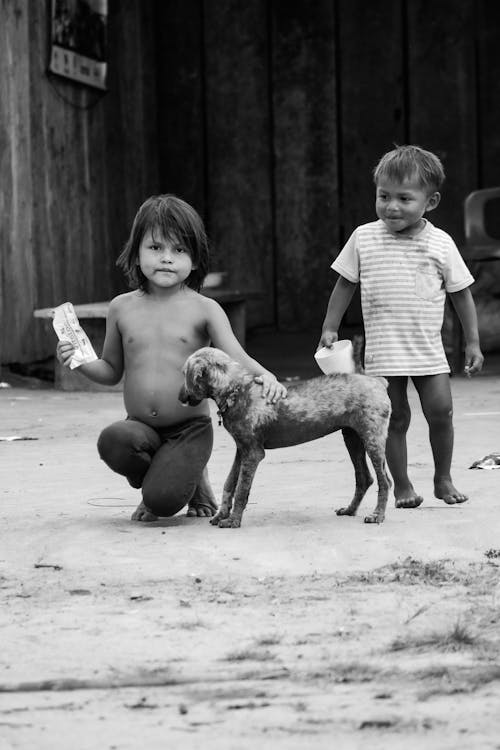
left=179, top=347, right=391, bottom=527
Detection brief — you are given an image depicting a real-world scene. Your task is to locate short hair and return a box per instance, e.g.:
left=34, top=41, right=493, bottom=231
left=373, top=145, right=445, bottom=192
left=117, top=194, right=210, bottom=292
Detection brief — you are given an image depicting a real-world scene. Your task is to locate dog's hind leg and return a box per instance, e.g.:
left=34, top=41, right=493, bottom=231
left=363, top=438, right=391, bottom=524
left=217, top=446, right=265, bottom=528
left=211, top=449, right=241, bottom=525
left=336, top=427, right=374, bottom=519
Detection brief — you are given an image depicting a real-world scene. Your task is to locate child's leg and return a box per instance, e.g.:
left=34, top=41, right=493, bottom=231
left=386, top=376, right=424, bottom=508
left=412, top=374, right=468, bottom=504
left=140, top=417, right=214, bottom=517
left=97, top=419, right=161, bottom=489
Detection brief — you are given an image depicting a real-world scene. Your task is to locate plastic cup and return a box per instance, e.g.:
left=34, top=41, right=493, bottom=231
left=314, top=340, right=355, bottom=375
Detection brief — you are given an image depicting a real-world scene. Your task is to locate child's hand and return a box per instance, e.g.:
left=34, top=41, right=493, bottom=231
left=254, top=373, right=287, bottom=404
left=318, top=329, right=338, bottom=350
left=464, top=343, right=484, bottom=377
left=56, top=340, right=75, bottom=368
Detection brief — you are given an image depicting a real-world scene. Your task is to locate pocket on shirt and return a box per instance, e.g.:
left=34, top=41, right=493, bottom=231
left=415, top=267, right=443, bottom=300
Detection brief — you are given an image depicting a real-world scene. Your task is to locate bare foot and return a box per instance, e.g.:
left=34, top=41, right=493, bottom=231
left=186, top=495, right=218, bottom=517
left=394, top=483, right=424, bottom=509
left=131, top=501, right=158, bottom=522
left=187, top=473, right=218, bottom=517
left=434, top=478, right=468, bottom=505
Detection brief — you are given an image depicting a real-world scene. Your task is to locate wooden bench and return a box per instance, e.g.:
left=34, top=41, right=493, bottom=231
left=34, top=288, right=257, bottom=391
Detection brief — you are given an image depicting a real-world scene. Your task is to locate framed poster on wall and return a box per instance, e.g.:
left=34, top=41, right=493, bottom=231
left=49, top=0, right=108, bottom=90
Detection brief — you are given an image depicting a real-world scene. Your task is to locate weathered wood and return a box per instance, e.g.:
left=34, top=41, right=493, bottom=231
left=477, top=0, right=500, bottom=189
left=337, top=0, right=405, bottom=326
left=204, top=0, right=274, bottom=328
left=2, top=1, right=500, bottom=366
left=155, top=0, right=206, bottom=216
left=272, top=0, right=339, bottom=329
left=338, top=0, right=405, bottom=240
left=407, top=0, right=477, bottom=243
left=0, top=0, right=35, bottom=363
left=1, top=1, right=159, bottom=364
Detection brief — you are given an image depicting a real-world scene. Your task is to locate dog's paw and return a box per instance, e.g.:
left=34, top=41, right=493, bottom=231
left=364, top=513, right=383, bottom=524
left=336, top=506, right=356, bottom=517
left=217, top=516, right=242, bottom=528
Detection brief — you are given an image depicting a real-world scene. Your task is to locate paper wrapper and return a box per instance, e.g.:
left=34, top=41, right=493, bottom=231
left=52, top=302, right=98, bottom=369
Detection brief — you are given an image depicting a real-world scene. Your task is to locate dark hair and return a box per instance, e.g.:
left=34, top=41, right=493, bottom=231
left=116, top=194, right=210, bottom=292
left=373, top=145, right=445, bottom=193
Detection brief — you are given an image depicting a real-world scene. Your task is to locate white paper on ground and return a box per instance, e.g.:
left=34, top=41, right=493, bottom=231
left=52, top=302, right=98, bottom=369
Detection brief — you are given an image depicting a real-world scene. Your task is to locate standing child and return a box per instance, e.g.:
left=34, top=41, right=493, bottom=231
left=319, top=145, right=483, bottom=509
left=57, top=194, right=286, bottom=522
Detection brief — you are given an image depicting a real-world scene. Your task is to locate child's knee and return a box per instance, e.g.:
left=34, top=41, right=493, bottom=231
left=427, top=406, right=453, bottom=429
left=97, top=420, right=159, bottom=461
left=389, top=406, right=411, bottom=433
left=97, top=423, right=122, bottom=462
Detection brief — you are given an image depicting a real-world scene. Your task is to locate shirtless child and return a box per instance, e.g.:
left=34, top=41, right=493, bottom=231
left=56, top=194, right=286, bottom=521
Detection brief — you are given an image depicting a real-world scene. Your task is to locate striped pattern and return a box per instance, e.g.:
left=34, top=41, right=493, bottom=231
left=332, top=220, right=474, bottom=376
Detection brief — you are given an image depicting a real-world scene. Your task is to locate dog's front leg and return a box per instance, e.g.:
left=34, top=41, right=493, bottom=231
left=217, top=446, right=264, bottom=528
left=211, top=449, right=241, bottom=525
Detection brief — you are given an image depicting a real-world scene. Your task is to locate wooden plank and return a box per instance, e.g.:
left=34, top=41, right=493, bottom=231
left=272, top=0, right=339, bottom=329
left=406, top=0, right=477, bottom=244
left=22, top=0, right=159, bottom=363
left=477, top=1, right=500, bottom=187
left=101, top=0, right=160, bottom=290
left=0, top=0, right=35, bottom=362
left=338, top=0, right=405, bottom=243
left=155, top=0, right=205, bottom=216
left=204, top=0, right=274, bottom=328
left=337, top=0, right=405, bottom=327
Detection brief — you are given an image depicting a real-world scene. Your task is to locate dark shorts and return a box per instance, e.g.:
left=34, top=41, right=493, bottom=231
left=97, top=416, right=213, bottom=516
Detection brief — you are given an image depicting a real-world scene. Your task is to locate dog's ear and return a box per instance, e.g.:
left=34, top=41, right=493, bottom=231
left=193, top=362, right=207, bottom=385
left=187, top=360, right=210, bottom=397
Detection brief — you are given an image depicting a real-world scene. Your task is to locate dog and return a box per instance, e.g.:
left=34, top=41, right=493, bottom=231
left=179, top=347, right=391, bottom=527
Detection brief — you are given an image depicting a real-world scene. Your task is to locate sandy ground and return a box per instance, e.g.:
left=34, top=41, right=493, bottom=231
left=1, top=370, right=500, bottom=749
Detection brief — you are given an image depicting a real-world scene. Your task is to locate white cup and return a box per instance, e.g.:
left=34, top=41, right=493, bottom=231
left=314, top=340, right=355, bottom=375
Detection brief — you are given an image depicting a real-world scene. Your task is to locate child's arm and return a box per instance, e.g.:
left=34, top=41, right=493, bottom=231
left=56, top=301, right=124, bottom=385
left=449, top=287, right=484, bottom=375
left=318, top=276, right=358, bottom=349
left=205, top=299, right=287, bottom=403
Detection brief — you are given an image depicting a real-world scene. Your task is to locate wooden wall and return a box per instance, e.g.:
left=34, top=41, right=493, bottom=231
left=2, top=0, right=500, bottom=364
left=157, top=0, right=500, bottom=334
left=1, top=0, right=159, bottom=363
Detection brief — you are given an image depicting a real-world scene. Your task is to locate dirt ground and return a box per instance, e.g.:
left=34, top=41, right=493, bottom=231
left=1, top=367, right=500, bottom=750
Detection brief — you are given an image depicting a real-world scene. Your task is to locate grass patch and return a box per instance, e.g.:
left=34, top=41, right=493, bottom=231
left=255, top=634, right=282, bottom=647
left=390, top=620, right=477, bottom=652
left=340, top=557, right=487, bottom=586
left=223, top=648, right=276, bottom=663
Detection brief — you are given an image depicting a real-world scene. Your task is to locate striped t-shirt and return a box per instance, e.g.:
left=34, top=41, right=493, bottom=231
left=331, top=219, right=474, bottom=376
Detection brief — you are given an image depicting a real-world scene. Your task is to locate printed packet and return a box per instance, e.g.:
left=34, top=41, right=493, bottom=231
left=52, top=302, right=98, bottom=369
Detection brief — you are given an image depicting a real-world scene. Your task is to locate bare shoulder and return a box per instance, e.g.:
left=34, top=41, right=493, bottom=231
left=108, top=291, right=143, bottom=316
left=197, top=292, right=224, bottom=316
left=109, top=291, right=140, bottom=309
